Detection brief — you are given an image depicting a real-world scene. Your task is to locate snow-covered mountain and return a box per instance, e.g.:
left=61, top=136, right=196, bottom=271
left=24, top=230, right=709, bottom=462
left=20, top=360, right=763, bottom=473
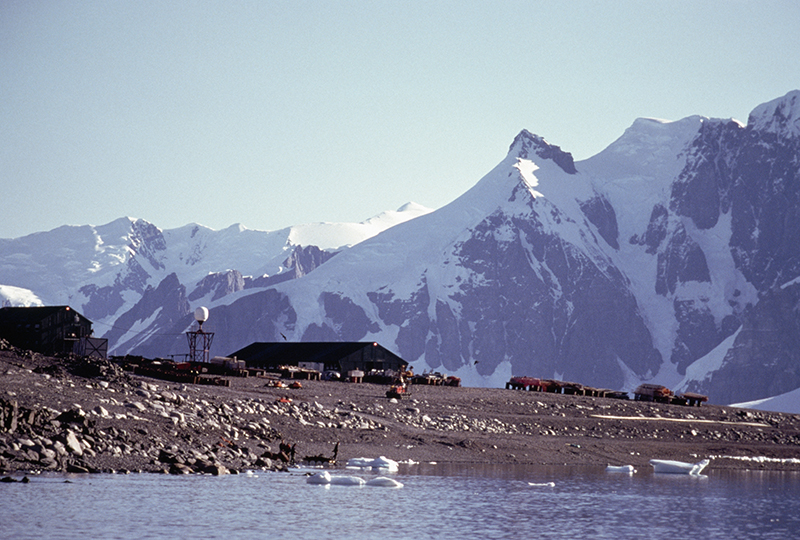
left=0, top=202, right=431, bottom=338
left=2, top=91, right=799, bottom=410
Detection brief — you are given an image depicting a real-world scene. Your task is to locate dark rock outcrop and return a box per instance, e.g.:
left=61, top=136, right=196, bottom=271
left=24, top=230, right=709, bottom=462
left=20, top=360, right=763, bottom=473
left=189, top=270, right=245, bottom=302
left=509, top=129, right=578, bottom=174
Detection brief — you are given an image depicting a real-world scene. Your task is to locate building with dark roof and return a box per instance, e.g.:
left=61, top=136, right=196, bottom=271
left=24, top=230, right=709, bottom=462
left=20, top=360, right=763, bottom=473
left=228, top=342, right=407, bottom=375
left=0, top=306, right=107, bottom=358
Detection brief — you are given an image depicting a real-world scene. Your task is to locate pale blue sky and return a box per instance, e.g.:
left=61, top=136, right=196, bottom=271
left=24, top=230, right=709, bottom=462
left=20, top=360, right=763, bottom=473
left=2, top=1, right=799, bottom=239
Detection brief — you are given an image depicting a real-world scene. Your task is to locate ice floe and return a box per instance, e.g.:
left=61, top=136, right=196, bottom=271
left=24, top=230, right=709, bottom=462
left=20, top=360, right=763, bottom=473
left=346, top=456, right=399, bottom=472
left=649, top=459, right=709, bottom=475
left=366, top=477, right=404, bottom=488
left=605, top=465, right=635, bottom=474
left=306, top=470, right=401, bottom=488
left=330, top=475, right=366, bottom=486
left=306, top=471, right=332, bottom=485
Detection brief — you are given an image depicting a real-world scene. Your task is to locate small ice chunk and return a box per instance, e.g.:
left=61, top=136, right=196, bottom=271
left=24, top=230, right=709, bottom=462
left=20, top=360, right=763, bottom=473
left=605, top=465, right=635, bottom=474
left=346, top=456, right=399, bottom=472
left=330, top=475, right=366, bottom=486
left=306, top=471, right=331, bottom=485
left=366, top=477, right=403, bottom=488
left=649, top=459, right=709, bottom=475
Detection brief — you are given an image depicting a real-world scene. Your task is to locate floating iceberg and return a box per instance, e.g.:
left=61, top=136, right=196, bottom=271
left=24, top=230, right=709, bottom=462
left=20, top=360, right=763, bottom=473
left=649, top=459, right=709, bottom=475
left=605, top=465, right=635, bottom=474
left=307, top=471, right=332, bottom=484
left=306, top=471, right=366, bottom=486
left=330, top=475, right=366, bottom=486
left=366, top=476, right=404, bottom=488
left=346, top=456, right=399, bottom=472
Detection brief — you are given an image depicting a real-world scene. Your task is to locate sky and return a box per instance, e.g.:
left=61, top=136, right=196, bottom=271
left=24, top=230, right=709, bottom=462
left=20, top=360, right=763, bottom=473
left=2, top=1, right=799, bottom=239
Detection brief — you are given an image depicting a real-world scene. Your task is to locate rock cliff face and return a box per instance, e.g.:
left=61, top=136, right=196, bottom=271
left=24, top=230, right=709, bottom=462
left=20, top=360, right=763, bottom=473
left=637, top=92, right=800, bottom=400
left=189, top=270, right=245, bottom=302
left=102, top=273, right=190, bottom=354
left=686, top=281, right=800, bottom=405
left=2, top=92, right=800, bottom=405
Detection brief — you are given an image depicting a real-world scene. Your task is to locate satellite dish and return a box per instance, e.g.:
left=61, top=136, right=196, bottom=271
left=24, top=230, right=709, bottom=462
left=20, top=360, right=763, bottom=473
left=194, top=306, right=209, bottom=323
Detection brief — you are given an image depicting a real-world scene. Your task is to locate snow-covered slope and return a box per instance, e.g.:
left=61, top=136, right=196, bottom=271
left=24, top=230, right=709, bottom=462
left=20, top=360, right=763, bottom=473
left=0, top=285, right=43, bottom=307
left=732, top=387, right=800, bottom=415
left=2, top=91, right=800, bottom=412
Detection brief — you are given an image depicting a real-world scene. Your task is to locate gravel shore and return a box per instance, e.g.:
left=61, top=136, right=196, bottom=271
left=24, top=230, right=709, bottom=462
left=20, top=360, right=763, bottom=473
left=2, top=345, right=800, bottom=476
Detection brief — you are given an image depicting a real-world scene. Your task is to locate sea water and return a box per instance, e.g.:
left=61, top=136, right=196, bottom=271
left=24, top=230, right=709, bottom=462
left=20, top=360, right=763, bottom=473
left=2, top=463, right=799, bottom=539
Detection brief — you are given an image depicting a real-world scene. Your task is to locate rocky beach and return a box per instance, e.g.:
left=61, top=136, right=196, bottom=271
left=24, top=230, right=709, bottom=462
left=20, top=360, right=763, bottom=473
left=2, top=343, right=800, bottom=478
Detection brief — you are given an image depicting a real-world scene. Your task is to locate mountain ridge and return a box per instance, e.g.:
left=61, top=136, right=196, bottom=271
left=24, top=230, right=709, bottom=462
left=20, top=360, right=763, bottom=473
left=2, top=91, right=800, bottom=410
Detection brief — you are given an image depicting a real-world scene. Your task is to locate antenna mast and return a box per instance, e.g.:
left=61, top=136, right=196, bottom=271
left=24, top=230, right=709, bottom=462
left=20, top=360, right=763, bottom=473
left=186, top=306, right=214, bottom=363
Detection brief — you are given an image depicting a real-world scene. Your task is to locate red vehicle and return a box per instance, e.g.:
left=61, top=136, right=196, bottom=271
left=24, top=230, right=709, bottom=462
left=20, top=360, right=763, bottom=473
left=386, top=384, right=409, bottom=399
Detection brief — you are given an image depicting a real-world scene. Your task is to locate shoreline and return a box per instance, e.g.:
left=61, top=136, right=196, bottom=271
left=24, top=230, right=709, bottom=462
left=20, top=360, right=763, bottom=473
left=2, top=348, right=800, bottom=476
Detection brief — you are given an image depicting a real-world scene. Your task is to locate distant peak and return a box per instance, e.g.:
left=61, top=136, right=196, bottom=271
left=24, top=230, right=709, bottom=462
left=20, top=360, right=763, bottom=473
left=361, top=202, right=433, bottom=225
left=508, top=130, right=577, bottom=174
left=223, top=223, right=248, bottom=233
left=396, top=201, right=433, bottom=213
left=748, top=90, right=800, bottom=137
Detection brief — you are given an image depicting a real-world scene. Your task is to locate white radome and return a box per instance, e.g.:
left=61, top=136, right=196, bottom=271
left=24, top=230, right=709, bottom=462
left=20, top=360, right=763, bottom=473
left=194, top=306, right=209, bottom=323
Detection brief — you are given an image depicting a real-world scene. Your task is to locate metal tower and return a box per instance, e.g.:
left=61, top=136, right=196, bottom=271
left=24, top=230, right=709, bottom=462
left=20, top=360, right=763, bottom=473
left=186, top=306, right=214, bottom=363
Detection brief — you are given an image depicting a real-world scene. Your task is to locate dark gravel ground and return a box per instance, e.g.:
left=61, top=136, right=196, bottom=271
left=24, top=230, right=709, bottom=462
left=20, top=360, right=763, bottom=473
left=2, top=344, right=800, bottom=476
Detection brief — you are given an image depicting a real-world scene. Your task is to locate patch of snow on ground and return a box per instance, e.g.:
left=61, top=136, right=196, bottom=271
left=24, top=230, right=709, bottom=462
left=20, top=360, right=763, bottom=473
left=711, top=455, right=800, bottom=465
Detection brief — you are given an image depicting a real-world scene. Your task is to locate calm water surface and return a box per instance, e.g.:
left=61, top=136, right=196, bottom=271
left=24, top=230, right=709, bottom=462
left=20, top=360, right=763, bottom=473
left=2, top=463, right=799, bottom=539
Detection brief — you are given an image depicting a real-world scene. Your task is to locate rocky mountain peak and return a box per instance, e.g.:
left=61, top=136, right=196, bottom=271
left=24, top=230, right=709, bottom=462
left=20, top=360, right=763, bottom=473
left=748, top=90, right=800, bottom=138
left=508, top=129, right=577, bottom=174
left=128, top=219, right=166, bottom=271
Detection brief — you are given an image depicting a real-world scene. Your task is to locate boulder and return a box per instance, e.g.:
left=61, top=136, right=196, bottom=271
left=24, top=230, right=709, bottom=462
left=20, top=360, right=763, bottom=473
left=125, top=402, right=147, bottom=412
left=93, top=406, right=110, bottom=418
left=33, top=444, right=57, bottom=461
left=56, top=408, right=87, bottom=426
left=169, top=463, right=193, bottom=475
left=158, top=449, right=183, bottom=464
left=64, top=431, right=83, bottom=456
left=196, top=460, right=229, bottom=475
left=66, top=463, right=90, bottom=474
